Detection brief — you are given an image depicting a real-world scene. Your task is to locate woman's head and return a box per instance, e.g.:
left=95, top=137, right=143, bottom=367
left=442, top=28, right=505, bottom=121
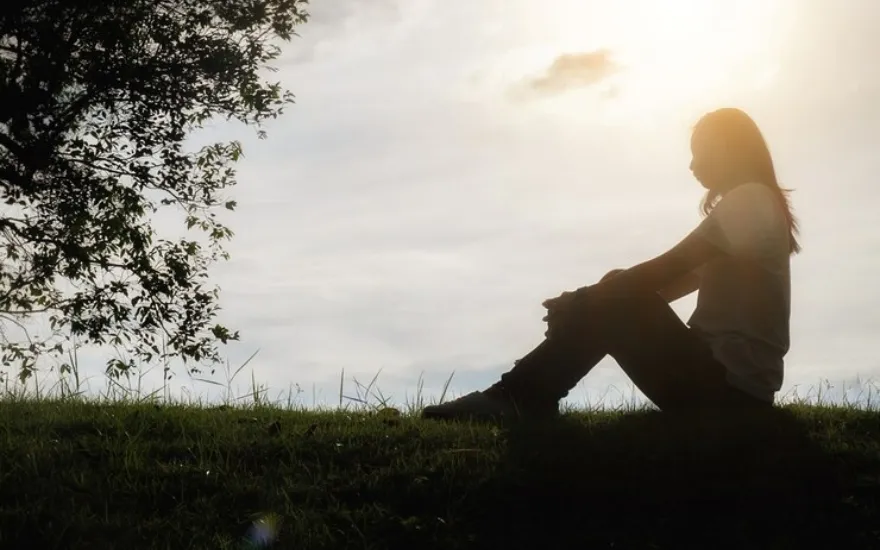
left=690, top=107, right=801, bottom=254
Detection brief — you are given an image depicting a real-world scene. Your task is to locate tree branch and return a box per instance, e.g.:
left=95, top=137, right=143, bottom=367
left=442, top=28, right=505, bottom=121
left=0, top=133, right=28, bottom=164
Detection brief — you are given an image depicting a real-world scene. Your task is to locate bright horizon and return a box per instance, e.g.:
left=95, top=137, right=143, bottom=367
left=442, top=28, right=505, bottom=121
left=11, top=0, right=880, bottom=409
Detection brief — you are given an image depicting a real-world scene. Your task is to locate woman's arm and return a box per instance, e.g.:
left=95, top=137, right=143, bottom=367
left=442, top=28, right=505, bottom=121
left=602, top=267, right=700, bottom=303
left=657, top=271, right=701, bottom=303
left=572, top=231, right=723, bottom=302
left=543, top=227, right=724, bottom=316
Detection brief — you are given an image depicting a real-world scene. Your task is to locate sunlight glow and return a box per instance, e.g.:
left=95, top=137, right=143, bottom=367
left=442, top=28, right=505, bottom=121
left=511, top=0, right=790, bottom=123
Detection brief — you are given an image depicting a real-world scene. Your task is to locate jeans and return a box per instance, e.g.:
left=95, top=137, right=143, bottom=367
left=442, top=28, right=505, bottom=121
left=498, top=288, right=773, bottom=412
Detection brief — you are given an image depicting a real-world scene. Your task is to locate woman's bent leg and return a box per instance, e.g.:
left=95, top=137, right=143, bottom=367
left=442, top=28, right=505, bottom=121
left=422, top=288, right=770, bottom=421
left=497, top=290, right=770, bottom=412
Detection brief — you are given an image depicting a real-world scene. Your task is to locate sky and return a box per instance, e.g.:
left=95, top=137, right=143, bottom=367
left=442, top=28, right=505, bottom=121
left=16, top=0, right=880, bottom=409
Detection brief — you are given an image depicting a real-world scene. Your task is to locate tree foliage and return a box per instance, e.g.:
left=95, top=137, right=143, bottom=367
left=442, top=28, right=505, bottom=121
left=0, top=0, right=308, bottom=381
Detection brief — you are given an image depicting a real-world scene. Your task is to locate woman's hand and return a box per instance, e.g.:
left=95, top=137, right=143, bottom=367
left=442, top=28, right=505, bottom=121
left=541, top=291, right=577, bottom=316
left=542, top=290, right=583, bottom=338
left=542, top=269, right=624, bottom=338
left=542, top=269, right=624, bottom=317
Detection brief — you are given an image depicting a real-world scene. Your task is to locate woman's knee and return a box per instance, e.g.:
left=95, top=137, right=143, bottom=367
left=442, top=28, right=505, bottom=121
left=559, top=292, right=650, bottom=342
left=567, top=289, right=686, bottom=352
left=582, top=286, right=662, bottom=315
left=599, top=268, right=626, bottom=283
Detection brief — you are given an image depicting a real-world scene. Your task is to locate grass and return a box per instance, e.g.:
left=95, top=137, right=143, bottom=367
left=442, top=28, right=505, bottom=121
left=0, top=361, right=879, bottom=549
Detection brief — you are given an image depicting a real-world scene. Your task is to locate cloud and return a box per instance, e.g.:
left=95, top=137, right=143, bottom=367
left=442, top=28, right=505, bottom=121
left=523, top=50, right=619, bottom=95
left=280, top=0, right=405, bottom=65
left=302, top=0, right=403, bottom=35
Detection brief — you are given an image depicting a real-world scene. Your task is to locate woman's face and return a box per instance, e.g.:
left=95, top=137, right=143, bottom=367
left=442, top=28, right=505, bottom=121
left=689, top=128, right=729, bottom=191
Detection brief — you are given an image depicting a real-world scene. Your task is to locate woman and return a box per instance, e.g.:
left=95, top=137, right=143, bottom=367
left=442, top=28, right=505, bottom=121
left=423, top=107, right=800, bottom=422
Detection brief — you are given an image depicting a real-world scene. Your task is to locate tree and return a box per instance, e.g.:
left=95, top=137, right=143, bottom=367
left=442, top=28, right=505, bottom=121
left=0, top=0, right=308, bottom=382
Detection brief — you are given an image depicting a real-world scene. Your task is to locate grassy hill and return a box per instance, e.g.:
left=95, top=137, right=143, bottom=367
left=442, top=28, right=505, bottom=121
left=0, top=396, right=878, bottom=549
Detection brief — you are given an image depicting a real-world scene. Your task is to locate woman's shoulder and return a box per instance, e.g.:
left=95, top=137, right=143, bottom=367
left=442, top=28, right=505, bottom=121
left=715, top=182, right=787, bottom=230
left=728, top=182, right=775, bottom=199
left=719, top=182, right=780, bottom=213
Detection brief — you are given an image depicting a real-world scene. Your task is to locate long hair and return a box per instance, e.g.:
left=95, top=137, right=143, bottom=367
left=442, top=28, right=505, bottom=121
left=694, top=108, right=801, bottom=255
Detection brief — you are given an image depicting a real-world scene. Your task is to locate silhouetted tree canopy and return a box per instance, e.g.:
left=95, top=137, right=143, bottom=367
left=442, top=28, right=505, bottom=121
left=0, top=0, right=307, bottom=381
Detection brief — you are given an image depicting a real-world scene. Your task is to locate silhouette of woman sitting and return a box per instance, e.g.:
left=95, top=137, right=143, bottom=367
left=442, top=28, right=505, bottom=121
left=423, top=108, right=800, bottom=422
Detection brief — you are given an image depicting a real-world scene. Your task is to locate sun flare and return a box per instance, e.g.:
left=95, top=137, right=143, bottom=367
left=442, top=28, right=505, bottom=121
left=511, top=0, right=790, bottom=122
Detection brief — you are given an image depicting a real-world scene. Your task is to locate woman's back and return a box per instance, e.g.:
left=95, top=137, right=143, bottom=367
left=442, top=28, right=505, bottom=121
left=687, top=182, right=792, bottom=402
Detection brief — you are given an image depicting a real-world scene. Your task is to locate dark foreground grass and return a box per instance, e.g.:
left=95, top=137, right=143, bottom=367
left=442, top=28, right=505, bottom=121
left=0, top=399, right=878, bottom=549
